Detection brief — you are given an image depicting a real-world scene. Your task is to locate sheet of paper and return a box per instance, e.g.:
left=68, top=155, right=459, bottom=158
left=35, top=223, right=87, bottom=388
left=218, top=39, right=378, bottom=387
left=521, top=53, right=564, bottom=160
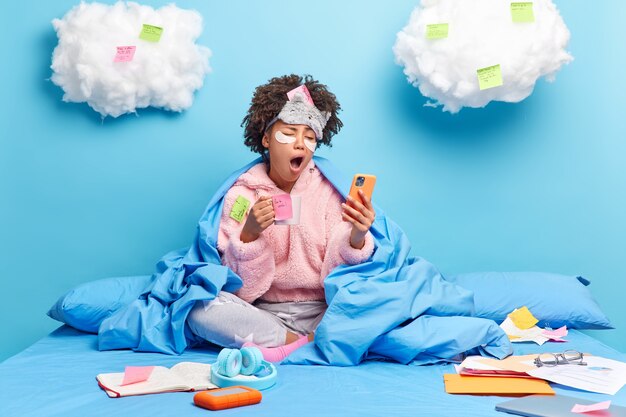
left=500, top=317, right=549, bottom=345
left=508, top=306, right=538, bottom=329
left=510, top=2, right=535, bottom=23
left=121, top=366, right=154, bottom=386
left=477, top=64, right=503, bottom=90
left=114, top=46, right=136, bottom=63
left=528, top=356, right=626, bottom=395
left=460, top=356, right=502, bottom=371
left=571, top=400, right=611, bottom=414
left=139, top=24, right=163, bottom=42
left=426, top=23, right=449, bottom=40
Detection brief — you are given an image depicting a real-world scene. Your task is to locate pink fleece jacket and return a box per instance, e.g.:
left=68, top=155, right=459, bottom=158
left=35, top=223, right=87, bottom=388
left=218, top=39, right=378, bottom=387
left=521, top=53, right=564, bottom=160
left=217, top=160, right=375, bottom=303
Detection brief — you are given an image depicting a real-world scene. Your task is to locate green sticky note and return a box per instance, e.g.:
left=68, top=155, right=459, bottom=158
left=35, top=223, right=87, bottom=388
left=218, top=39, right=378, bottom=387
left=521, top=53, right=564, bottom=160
left=477, top=64, right=503, bottom=90
left=139, top=24, right=163, bottom=42
left=426, top=23, right=449, bottom=40
left=510, top=2, right=535, bottom=23
left=229, top=195, right=251, bottom=223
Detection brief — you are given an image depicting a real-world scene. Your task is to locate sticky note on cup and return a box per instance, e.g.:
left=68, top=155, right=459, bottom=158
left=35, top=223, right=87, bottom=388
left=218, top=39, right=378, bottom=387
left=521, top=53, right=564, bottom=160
left=426, top=23, right=449, bottom=40
left=229, top=195, right=251, bottom=223
left=113, top=46, right=136, bottom=63
left=272, top=194, right=293, bottom=221
left=477, top=64, right=503, bottom=90
left=121, top=366, right=154, bottom=386
left=508, top=306, right=538, bottom=330
left=139, top=24, right=163, bottom=42
left=510, top=2, right=535, bottom=23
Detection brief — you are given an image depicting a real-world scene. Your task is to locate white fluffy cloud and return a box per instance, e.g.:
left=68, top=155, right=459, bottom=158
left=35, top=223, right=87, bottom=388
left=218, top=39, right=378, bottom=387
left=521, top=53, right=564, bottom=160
left=393, top=0, right=573, bottom=113
left=51, top=2, right=211, bottom=118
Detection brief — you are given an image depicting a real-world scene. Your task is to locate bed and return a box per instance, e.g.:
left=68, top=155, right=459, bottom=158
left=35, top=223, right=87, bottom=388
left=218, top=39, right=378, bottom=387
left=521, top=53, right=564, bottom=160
left=2, top=157, right=623, bottom=416
left=1, top=325, right=625, bottom=417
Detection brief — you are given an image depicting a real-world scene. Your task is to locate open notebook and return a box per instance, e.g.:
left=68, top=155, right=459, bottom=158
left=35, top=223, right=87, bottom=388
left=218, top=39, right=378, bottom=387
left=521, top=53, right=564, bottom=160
left=97, top=362, right=218, bottom=397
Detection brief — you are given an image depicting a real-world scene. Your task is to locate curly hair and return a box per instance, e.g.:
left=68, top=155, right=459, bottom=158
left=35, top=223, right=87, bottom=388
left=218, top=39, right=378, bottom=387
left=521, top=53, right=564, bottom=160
left=241, top=74, right=343, bottom=158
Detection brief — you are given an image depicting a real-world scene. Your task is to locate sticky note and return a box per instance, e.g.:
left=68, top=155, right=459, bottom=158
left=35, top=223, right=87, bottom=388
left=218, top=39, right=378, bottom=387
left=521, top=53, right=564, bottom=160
left=477, top=64, right=503, bottom=90
left=508, top=306, right=538, bottom=330
left=542, top=325, right=568, bottom=339
left=139, top=24, right=163, bottom=42
left=510, top=2, right=535, bottom=23
left=121, top=366, right=154, bottom=386
left=272, top=194, right=293, bottom=221
left=113, top=46, right=136, bottom=63
left=287, top=85, right=314, bottom=106
left=230, top=195, right=251, bottom=223
left=426, top=23, right=449, bottom=40
left=572, top=401, right=611, bottom=414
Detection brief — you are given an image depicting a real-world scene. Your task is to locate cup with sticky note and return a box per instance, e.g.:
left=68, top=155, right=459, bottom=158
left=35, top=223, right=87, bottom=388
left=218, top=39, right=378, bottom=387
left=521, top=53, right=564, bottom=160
left=274, top=194, right=301, bottom=225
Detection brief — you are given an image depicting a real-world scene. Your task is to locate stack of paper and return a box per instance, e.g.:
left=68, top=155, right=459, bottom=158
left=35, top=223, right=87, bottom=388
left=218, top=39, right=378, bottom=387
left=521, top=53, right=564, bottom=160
left=456, top=355, right=537, bottom=377
left=456, top=354, right=626, bottom=396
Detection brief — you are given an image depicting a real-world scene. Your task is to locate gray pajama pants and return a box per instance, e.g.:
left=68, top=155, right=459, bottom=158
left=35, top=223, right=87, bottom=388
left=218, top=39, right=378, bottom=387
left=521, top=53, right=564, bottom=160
left=187, top=291, right=327, bottom=348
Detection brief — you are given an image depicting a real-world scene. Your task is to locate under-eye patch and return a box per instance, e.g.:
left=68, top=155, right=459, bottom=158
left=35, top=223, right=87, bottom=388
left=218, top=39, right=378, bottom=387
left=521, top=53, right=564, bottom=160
left=275, top=131, right=296, bottom=144
left=304, top=137, right=316, bottom=153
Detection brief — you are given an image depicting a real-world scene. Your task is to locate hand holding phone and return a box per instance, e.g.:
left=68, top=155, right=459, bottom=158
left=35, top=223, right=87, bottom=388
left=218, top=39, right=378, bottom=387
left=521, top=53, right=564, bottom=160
left=349, top=174, right=376, bottom=203
left=343, top=174, right=376, bottom=249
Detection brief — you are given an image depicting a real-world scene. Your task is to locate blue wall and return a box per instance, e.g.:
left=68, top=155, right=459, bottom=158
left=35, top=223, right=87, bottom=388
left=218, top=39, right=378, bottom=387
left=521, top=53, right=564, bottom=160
left=1, top=0, right=625, bottom=362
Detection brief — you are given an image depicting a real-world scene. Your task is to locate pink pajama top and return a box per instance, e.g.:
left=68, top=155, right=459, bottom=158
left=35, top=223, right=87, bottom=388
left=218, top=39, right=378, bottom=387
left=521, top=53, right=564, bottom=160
left=217, top=160, right=375, bottom=303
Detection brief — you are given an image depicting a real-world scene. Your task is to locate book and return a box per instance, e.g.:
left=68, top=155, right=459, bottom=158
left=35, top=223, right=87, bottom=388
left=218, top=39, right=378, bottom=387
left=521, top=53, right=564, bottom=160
left=97, top=362, right=218, bottom=398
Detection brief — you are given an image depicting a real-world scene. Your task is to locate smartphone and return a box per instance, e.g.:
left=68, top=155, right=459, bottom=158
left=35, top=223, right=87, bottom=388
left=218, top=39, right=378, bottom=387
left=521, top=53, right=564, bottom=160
left=349, top=174, right=376, bottom=203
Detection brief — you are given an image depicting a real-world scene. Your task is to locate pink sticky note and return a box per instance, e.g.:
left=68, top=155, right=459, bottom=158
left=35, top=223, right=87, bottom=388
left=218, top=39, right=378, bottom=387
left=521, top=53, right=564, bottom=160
left=543, top=325, right=568, bottom=338
left=114, top=46, right=136, bottom=63
left=571, top=401, right=611, bottom=414
left=121, top=366, right=154, bottom=386
left=286, top=85, right=314, bottom=106
left=272, top=194, right=293, bottom=221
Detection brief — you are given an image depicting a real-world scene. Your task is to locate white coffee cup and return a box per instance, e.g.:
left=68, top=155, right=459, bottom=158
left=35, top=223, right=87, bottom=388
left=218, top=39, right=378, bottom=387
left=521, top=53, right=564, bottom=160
left=275, top=195, right=301, bottom=225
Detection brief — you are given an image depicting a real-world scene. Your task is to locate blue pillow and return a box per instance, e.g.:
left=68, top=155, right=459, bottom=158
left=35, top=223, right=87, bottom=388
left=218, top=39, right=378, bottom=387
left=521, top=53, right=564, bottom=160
left=47, top=275, right=155, bottom=333
left=444, top=272, right=612, bottom=330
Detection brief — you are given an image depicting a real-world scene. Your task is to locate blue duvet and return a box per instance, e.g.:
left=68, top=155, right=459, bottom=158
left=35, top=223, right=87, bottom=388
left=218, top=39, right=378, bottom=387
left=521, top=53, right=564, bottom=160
left=98, top=156, right=512, bottom=365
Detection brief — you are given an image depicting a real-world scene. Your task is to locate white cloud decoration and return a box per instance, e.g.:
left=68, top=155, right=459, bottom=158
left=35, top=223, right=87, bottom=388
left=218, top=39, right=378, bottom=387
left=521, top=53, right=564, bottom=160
left=51, top=2, right=211, bottom=118
left=393, top=0, right=573, bottom=113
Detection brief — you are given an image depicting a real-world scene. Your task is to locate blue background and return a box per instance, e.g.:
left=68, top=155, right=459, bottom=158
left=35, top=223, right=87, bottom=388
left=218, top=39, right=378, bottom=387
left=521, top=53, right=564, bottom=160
left=1, top=0, right=624, bottom=362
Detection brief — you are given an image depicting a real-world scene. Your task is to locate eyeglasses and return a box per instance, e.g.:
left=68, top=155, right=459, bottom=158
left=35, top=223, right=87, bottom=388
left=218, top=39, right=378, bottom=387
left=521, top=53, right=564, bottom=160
left=534, top=350, right=587, bottom=367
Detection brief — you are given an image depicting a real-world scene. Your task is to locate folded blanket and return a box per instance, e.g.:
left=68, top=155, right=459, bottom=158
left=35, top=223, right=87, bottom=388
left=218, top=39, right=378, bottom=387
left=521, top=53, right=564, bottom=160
left=98, top=156, right=512, bottom=364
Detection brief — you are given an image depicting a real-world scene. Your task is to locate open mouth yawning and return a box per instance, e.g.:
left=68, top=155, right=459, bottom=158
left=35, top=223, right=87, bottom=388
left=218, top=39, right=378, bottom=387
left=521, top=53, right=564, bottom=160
left=290, top=156, right=304, bottom=170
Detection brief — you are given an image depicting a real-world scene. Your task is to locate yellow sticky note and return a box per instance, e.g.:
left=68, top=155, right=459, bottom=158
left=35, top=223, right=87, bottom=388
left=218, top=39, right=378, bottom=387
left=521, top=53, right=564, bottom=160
left=426, top=23, right=449, bottom=40
left=510, top=2, right=535, bottom=23
left=229, top=196, right=251, bottom=223
left=508, top=306, right=539, bottom=330
left=139, top=24, right=163, bottom=42
left=477, top=64, right=503, bottom=90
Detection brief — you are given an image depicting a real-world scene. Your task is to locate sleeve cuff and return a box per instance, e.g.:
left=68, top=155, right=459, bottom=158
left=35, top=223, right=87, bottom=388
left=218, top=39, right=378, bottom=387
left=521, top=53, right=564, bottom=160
left=227, top=232, right=269, bottom=262
left=339, top=229, right=375, bottom=265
